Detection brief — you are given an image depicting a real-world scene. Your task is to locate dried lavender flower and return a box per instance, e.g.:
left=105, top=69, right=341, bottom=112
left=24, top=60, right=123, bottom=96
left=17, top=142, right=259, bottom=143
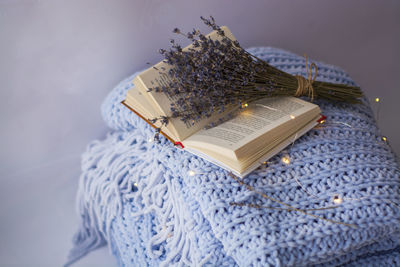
left=157, top=16, right=363, bottom=126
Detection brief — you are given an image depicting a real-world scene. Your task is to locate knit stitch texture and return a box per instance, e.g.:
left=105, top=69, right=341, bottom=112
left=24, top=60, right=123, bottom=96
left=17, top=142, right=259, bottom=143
left=66, top=47, right=400, bottom=267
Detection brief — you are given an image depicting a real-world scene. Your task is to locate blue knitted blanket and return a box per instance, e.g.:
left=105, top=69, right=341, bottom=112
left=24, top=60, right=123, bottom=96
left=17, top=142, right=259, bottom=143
left=67, top=47, right=400, bottom=266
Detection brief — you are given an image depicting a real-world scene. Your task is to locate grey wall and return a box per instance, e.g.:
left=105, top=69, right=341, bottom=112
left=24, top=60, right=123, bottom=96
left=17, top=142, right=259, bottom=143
left=1, top=1, right=399, bottom=266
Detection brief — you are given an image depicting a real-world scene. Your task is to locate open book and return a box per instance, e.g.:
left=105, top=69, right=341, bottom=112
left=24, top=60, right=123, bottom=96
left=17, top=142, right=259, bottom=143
left=123, top=26, right=323, bottom=177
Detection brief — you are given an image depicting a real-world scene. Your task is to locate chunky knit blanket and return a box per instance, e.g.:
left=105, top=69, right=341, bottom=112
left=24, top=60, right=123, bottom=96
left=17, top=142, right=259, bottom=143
left=66, top=47, right=400, bottom=267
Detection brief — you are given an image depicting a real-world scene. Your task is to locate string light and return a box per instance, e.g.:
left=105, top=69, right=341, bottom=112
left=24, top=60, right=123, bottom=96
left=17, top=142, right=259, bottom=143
left=188, top=170, right=196, bottom=176
left=317, top=120, right=352, bottom=128
left=290, top=132, right=299, bottom=149
left=132, top=182, right=138, bottom=192
left=373, top=96, right=382, bottom=124
left=148, top=138, right=153, bottom=143
left=241, top=103, right=249, bottom=108
left=235, top=96, right=388, bottom=225
left=227, top=172, right=355, bottom=227
left=281, top=155, right=290, bottom=165
left=333, top=195, right=343, bottom=205
left=261, top=161, right=269, bottom=167
left=256, top=103, right=279, bottom=111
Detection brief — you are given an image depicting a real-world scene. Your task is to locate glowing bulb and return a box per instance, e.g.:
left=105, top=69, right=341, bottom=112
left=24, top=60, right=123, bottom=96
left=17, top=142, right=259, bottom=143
left=382, top=136, right=387, bottom=142
left=290, top=114, right=296, bottom=120
left=148, top=138, right=153, bottom=142
left=132, top=182, right=139, bottom=192
left=281, top=156, right=290, bottom=165
left=375, top=97, right=380, bottom=103
left=188, top=170, right=196, bottom=176
left=262, top=161, right=269, bottom=167
left=241, top=103, right=249, bottom=108
left=319, top=119, right=326, bottom=124
left=333, top=195, right=343, bottom=204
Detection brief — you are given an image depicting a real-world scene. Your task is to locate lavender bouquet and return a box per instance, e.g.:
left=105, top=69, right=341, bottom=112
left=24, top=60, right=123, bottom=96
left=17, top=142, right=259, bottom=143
left=150, top=16, right=363, bottom=128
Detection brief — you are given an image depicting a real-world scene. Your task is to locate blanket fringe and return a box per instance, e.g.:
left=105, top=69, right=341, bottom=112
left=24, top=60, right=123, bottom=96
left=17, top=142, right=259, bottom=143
left=66, top=129, right=202, bottom=266
left=65, top=133, right=133, bottom=266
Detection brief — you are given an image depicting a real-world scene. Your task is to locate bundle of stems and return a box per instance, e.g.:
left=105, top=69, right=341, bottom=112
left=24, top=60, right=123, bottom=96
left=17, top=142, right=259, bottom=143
left=149, top=16, right=363, bottom=126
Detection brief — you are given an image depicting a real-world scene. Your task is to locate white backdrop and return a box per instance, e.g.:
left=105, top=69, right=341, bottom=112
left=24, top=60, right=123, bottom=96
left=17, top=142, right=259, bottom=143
left=1, top=0, right=399, bottom=266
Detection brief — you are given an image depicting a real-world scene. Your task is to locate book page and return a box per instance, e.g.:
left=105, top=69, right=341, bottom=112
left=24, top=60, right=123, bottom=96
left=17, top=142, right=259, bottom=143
left=183, top=97, right=320, bottom=157
left=132, top=26, right=237, bottom=141
left=184, top=114, right=320, bottom=177
left=125, top=88, right=157, bottom=121
left=124, top=87, right=177, bottom=139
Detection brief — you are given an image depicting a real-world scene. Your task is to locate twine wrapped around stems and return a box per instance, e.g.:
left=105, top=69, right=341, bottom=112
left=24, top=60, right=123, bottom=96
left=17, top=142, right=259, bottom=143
left=294, top=55, right=318, bottom=101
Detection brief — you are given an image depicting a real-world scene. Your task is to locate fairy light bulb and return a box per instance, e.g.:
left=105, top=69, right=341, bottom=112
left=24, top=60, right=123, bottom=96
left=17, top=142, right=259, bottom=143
left=333, top=195, right=343, bottom=205
left=132, top=182, right=139, bottom=192
left=188, top=170, right=196, bottom=176
left=382, top=136, right=387, bottom=142
left=148, top=138, right=153, bottom=143
left=262, top=161, right=269, bottom=168
left=241, top=103, right=249, bottom=108
left=281, top=155, right=290, bottom=165
left=375, top=97, right=380, bottom=103
left=319, top=119, right=326, bottom=124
